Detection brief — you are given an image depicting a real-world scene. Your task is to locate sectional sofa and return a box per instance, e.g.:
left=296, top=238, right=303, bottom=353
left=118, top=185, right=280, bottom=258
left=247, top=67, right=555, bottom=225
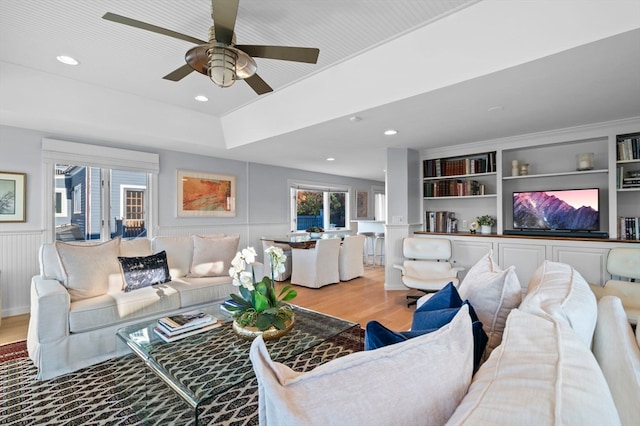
left=27, top=234, right=241, bottom=380
left=251, top=258, right=640, bottom=426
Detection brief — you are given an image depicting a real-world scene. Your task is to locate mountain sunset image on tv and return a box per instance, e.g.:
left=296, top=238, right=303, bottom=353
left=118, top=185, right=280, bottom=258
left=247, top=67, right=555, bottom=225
left=513, top=188, right=599, bottom=231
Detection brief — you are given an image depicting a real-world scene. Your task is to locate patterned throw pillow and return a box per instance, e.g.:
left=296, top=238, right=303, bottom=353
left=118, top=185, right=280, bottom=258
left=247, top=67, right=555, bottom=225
left=118, top=251, right=171, bottom=292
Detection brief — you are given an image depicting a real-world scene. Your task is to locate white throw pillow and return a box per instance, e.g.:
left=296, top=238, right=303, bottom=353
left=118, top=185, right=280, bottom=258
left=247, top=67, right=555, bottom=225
left=250, top=305, right=474, bottom=426
left=520, top=260, right=597, bottom=347
left=593, top=296, right=640, bottom=426
left=152, top=236, right=193, bottom=277
left=119, top=238, right=151, bottom=257
left=447, top=309, right=621, bottom=426
left=55, top=238, right=121, bottom=301
left=187, top=235, right=240, bottom=277
left=458, top=251, right=521, bottom=355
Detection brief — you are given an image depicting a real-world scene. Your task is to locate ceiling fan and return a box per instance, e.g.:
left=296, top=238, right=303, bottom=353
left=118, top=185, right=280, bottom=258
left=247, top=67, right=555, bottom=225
left=102, top=0, right=320, bottom=95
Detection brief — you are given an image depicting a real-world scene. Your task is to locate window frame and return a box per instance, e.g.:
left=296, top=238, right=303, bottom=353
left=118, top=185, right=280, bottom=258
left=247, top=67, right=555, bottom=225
left=288, top=180, right=351, bottom=232
left=120, top=184, right=146, bottom=220
left=42, top=139, right=159, bottom=243
left=54, top=188, right=68, bottom=218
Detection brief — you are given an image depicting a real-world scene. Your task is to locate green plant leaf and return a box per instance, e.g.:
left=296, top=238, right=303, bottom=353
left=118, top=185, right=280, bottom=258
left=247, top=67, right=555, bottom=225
left=229, top=293, right=251, bottom=306
left=253, top=291, right=269, bottom=312
left=255, top=281, right=268, bottom=296
left=272, top=316, right=286, bottom=330
left=280, top=286, right=298, bottom=302
left=255, top=314, right=273, bottom=331
left=238, top=285, right=252, bottom=301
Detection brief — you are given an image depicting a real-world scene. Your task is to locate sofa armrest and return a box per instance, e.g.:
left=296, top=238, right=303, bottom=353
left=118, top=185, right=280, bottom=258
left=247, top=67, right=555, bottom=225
left=29, top=276, right=70, bottom=343
left=393, top=264, right=406, bottom=274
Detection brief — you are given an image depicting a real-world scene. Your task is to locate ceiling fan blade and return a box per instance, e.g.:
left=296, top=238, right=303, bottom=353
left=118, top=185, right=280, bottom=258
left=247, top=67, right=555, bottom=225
left=163, top=64, right=196, bottom=81
left=212, top=0, right=239, bottom=45
left=102, top=12, right=206, bottom=45
left=235, top=45, right=320, bottom=64
left=244, top=74, right=273, bottom=95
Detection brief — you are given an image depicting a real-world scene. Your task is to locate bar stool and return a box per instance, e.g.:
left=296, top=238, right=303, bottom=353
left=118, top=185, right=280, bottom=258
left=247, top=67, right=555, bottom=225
left=358, top=232, right=375, bottom=266
left=374, top=232, right=385, bottom=266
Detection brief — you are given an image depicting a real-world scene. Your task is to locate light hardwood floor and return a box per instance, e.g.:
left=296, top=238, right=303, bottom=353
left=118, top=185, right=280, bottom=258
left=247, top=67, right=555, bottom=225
left=0, top=264, right=416, bottom=345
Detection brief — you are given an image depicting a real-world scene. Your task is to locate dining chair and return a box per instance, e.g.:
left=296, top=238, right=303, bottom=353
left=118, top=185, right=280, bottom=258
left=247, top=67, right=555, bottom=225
left=339, top=234, right=366, bottom=281
left=291, top=238, right=341, bottom=288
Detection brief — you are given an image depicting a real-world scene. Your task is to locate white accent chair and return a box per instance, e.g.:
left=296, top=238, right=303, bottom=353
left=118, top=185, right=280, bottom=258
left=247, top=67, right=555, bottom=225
left=393, top=237, right=463, bottom=307
left=589, top=247, right=640, bottom=324
left=291, top=238, right=341, bottom=288
left=261, top=239, right=292, bottom=281
left=339, top=235, right=366, bottom=281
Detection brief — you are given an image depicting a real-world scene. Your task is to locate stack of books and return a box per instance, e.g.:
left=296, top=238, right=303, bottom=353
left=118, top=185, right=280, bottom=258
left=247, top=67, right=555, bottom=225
left=153, top=311, right=221, bottom=342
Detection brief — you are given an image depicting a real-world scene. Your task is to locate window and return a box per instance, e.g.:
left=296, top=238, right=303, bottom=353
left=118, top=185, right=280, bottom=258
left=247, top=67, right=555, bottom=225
left=55, top=188, right=67, bottom=218
left=289, top=181, right=350, bottom=231
left=124, top=188, right=145, bottom=220
left=43, top=139, right=158, bottom=242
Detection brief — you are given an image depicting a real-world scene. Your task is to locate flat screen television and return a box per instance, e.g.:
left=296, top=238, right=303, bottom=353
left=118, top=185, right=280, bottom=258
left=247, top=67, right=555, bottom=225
left=513, top=188, right=599, bottom=231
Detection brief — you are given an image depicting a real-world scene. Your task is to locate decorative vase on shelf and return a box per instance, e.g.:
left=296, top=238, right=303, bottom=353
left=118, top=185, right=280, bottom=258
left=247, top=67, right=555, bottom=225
left=232, top=313, right=295, bottom=341
left=480, top=225, right=492, bottom=234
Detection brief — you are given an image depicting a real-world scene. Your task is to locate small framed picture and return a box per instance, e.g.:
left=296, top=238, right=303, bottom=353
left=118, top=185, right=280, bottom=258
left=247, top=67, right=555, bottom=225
left=356, top=190, right=368, bottom=219
left=177, top=170, right=236, bottom=217
left=0, top=171, right=26, bottom=222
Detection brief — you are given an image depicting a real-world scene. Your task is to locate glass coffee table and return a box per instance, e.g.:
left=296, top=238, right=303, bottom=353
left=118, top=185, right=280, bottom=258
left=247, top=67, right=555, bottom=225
left=116, top=303, right=359, bottom=425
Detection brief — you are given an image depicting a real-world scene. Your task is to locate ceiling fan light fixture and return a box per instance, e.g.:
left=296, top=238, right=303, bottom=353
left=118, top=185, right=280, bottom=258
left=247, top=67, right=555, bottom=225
left=234, top=49, right=257, bottom=80
left=208, top=46, right=237, bottom=88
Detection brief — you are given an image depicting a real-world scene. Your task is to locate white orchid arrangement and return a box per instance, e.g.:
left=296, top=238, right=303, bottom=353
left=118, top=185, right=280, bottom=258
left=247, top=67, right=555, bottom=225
left=223, top=246, right=297, bottom=331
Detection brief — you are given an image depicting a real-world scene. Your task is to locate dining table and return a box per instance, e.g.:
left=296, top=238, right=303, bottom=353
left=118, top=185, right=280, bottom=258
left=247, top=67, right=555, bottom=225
left=261, top=233, right=348, bottom=249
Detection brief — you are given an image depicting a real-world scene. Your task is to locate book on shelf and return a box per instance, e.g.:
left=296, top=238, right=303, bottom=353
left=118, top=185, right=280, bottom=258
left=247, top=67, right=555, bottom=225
left=424, top=211, right=457, bottom=233
left=423, top=151, right=496, bottom=178
left=424, top=179, right=485, bottom=197
left=616, top=166, right=640, bottom=188
left=616, top=134, right=640, bottom=161
left=158, top=311, right=214, bottom=331
left=153, top=321, right=221, bottom=342
left=618, top=216, right=640, bottom=240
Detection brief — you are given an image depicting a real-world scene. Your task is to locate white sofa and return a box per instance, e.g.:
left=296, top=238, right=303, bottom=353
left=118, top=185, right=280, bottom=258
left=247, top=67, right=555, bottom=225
left=27, top=234, right=241, bottom=380
left=250, top=260, right=640, bottom=426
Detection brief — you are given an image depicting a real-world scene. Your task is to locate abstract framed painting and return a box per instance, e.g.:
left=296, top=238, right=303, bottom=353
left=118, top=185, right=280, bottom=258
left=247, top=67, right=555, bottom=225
left=356, top=190, right=368, bottom=219
left=177, top=170, right=236, bottom=217
left=0, top=171, right=26, bottom=222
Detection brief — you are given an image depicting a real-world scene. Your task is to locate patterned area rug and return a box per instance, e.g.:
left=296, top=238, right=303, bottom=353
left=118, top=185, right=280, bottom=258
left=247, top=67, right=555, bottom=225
left=1, top=329, right=363, bottom=425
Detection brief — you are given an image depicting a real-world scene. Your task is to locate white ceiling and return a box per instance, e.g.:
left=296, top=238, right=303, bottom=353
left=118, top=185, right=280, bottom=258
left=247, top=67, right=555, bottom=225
left=1, top=0, right=639, bottom=181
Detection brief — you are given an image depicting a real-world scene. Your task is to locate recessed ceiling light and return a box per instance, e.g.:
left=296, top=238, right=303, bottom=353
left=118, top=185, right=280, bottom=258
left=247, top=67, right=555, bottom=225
left=384, top=129, right=398, bottom=136
left=56, top=55, right=79, bottom=65
left=194, top=95, right=209, bottom=102
left=326, top=157, right=335, bottom=161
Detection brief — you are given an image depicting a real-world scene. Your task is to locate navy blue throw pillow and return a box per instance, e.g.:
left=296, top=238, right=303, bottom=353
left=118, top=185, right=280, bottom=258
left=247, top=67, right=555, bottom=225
left=364, top=321, right=437, bottom=351
left=365, top=282, right=489, bottom=371
left=411, top=282, right=462, bottom=330
left=118, top=250, right=171, bottom=292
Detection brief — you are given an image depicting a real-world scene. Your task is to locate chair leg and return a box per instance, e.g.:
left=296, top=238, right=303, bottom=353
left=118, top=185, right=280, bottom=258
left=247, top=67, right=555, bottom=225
left=406, top=294, right=424, bottom=308
left=406, top=290, right=436, bottom=308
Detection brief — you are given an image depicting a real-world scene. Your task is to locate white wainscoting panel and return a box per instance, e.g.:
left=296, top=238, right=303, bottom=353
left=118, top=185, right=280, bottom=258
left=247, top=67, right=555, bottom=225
left=0, top=230, right=44, bottom=317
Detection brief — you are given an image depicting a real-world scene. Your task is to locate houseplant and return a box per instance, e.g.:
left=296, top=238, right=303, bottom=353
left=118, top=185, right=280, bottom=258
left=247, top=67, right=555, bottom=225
left=223, top=246, right=298, bottom=340
left=476, top=215, right=496, bottom=234
left=306, top=226, right=324, bottom=238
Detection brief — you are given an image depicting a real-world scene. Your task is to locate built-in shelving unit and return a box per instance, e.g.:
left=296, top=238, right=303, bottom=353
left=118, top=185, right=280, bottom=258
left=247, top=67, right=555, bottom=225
left=615, top=132, right=640, bottom=239
left=420, top=122, right=640, bottom=240
left=423, top=152, right=496, bottom=198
